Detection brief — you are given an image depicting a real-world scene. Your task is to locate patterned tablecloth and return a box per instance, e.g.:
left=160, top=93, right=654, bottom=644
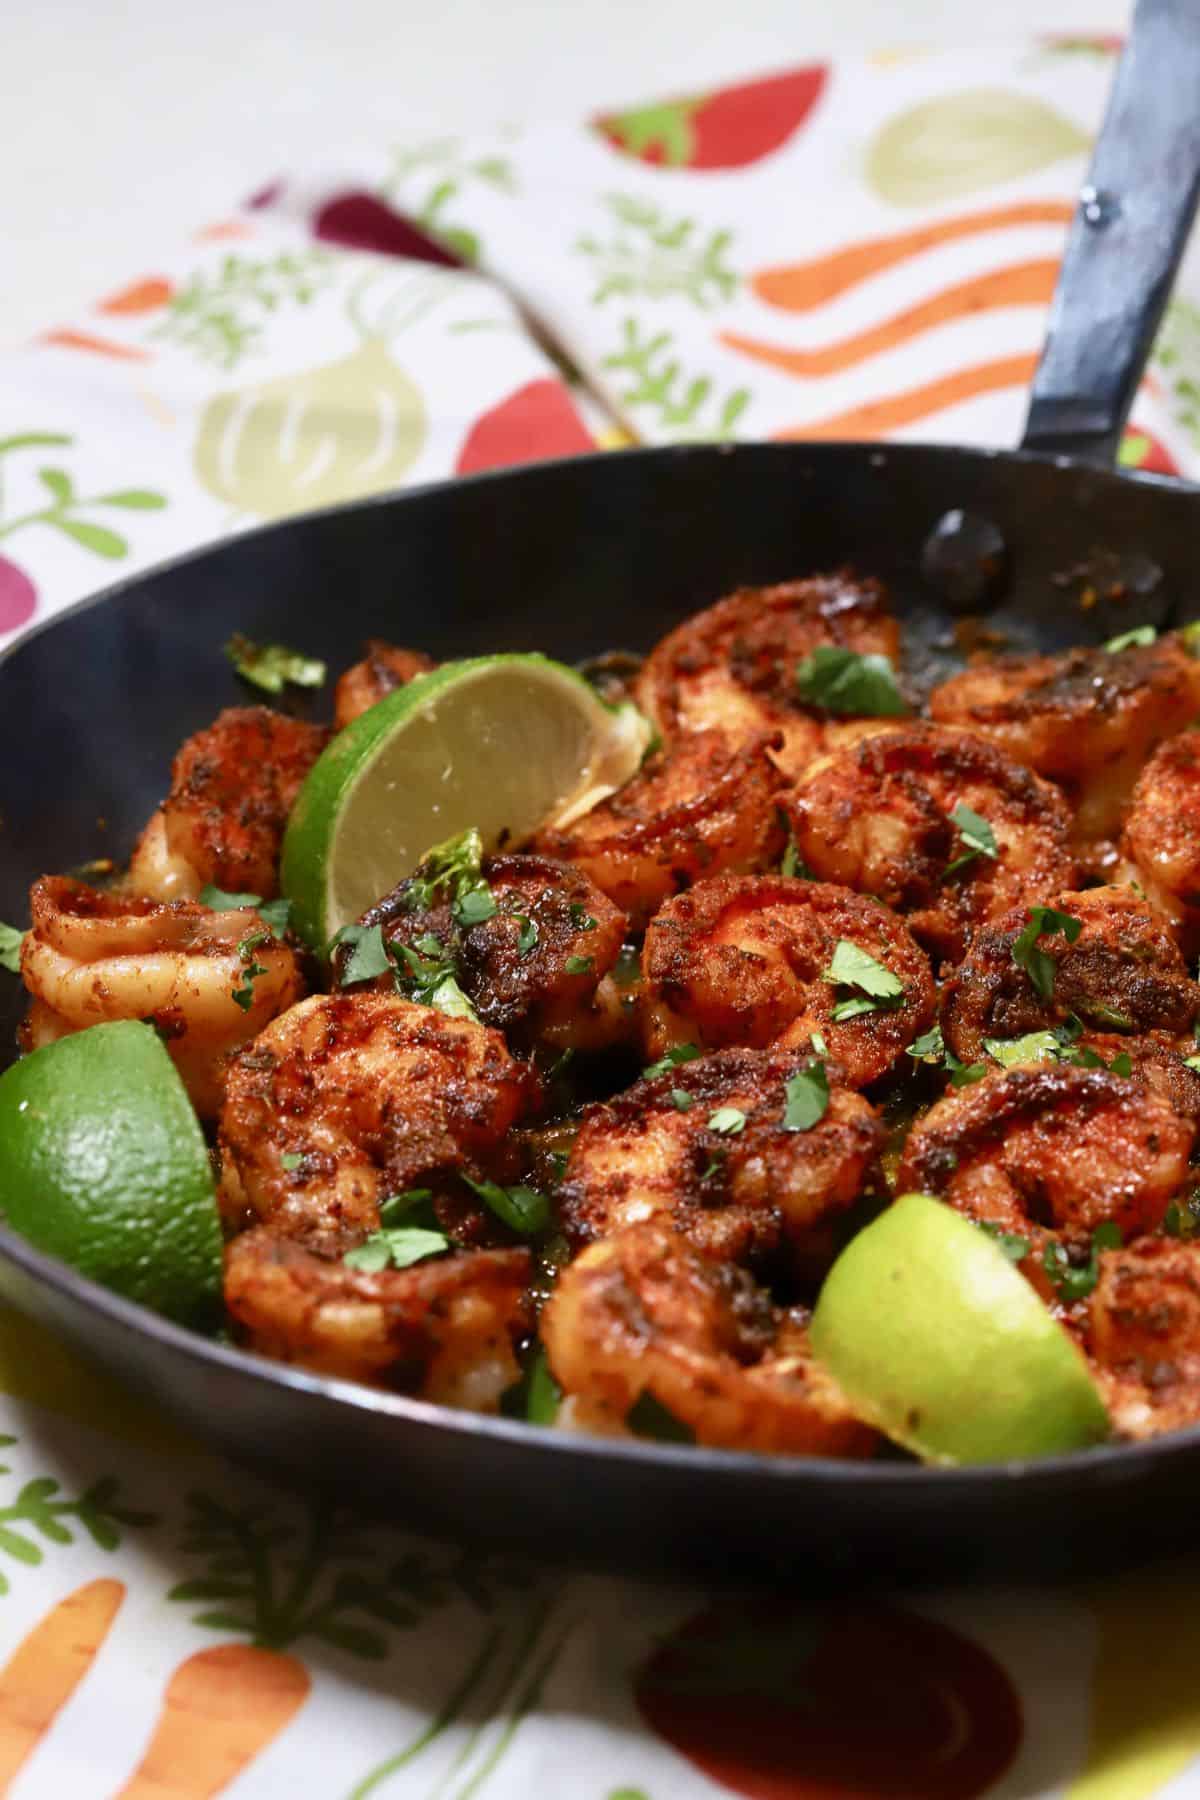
left=4, top=35, right=1200, bottom=1799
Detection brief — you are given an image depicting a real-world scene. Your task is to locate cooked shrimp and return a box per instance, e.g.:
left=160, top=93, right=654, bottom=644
left=929, top=630, right=1200, bottom=840
left=641, top=873, right=935, bottom=1084
left=898, top=1063, right=1194, bottom=1298
left=333, top=640, right=436, bottom=730
left=217, top=991, right=539, bottom=1243
left=1083, top=1238, right=1200, bottom=1439
left=128, top=706, right=328, bottom=901
left=20, top=876, right=303, bottom=1117
left=634, top=572, right=901, bottom=780
left=560, top=1045, right=883, bottom=1276
left=1121, top=729, right=1200, bottom=952
left=358, top=853, right=631, bottom=1052
left=784, top=724, right=1077, bottom=965
left=941, top=886, right=1200, bottom=1063
left=225, top=1227, right=529, bottom=1403
left=542, top=1220, right=876, bottom=1455
left=535, top=729, right=786, bottom=930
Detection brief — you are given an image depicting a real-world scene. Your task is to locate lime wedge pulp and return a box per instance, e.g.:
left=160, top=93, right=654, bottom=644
left=0, top=1020, right=223, bottom=1328
left=282, top=653, right=652, bottom=949
left=810, top=1192, right=1109, bottom=1464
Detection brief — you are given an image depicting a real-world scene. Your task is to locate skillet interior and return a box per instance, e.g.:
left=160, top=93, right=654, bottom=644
left=3, top=439, right=1200, bottom=1586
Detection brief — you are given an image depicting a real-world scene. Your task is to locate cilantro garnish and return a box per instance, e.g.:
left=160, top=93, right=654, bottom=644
left=569, top=902, right=597, bottom=930
left=1165, top=1195, right=1200, bottom=1238
left=565, top=955, right=594, bottom=975
left=515, top=915, right=539, bottom=956
left=783, top=1062, right=829, bottom=1131
left=795, top=646, right=908, bottom=718
left=1104, top=625, right=1156, bottom=652
left=394, top=937, right=479, bottom=1021
left=0, top=922, right=25, bottom=975
left=1043, top=1221, right=1122, bottom=1302
left=905, top=1023, right=985, bottom=1084
left=464, top=1175, right=550, bottom=1236
left=984, top=1030, right=1062, bottom=1068
left=231, top=929, right=271, bottom=1011
left=824, top=939, right=904, bottom=1021
left=525, top=1348, right=562, bottom=1425
left=907, top=1025, right=945, bottom=1063
left=379, top=1188, right=437, bottom=1228
left=455, top=888, right=498, bottom=927
left=225, top=632, right=326, bottom=694
left=699, top=1151, right=724, bottom=1181
left=344, top=1226, right=450, bottom=1272
left=644, top=1043, right=701, bottom=1080
left=780, top=833, right=812, bottom=879
left=977, top=1221, right=1032, bottom=1263
left=405, top=827, right=497, bottom=928
left=670, top=1088, right=695, bottom=1111
left=944, top=803, right=999, bottom=879
left=947, top=1048, right=988, bottom=1087
left=707, top=1106, right=746, bottom=1136
left=280, top=1152, right=303, bottom=1172
left=1011, top=906, right=1082, bottom=1000
left=626, top=1390, right=695, bottom=1444
left=200, top=884, right=291, bottom=938
left=331, top=922, right=393, bottom=985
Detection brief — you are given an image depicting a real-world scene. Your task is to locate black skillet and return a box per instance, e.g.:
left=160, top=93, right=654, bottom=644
left=3, top=0, right=1200, bottom=1587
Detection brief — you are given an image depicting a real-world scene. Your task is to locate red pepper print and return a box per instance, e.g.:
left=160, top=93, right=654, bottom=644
left=313, top=192, right=463, bottom=269
left=455, top=378, right=594, bottom=474
left=0, top=556, right=37, bottom=634
left=595, top=65, right=828, bottom=170
left=634, top=1597, right=1022, bottom=1799
left=1119, top=424, right=1181, bottom=476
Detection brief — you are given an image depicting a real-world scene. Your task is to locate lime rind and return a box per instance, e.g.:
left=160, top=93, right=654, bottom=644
left=810, top=1192, right=1109, bottom=1465
left=282, top=653, right=653, bottom=949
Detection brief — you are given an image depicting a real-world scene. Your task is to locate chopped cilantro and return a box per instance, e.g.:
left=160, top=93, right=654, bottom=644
left=225, top=632, right=325, bottom=693
left=569, top=902, right=597, bottom=930
left=644, top=1043, right=701, bottom=1080
left=1043, top=1221, right=1122, bottom=1303
left=331, top=922, right=393, bottom=985
left=1185, top=1055, right=1200, bottom=1073
left=463, top=1175, right=551, bottom=1236
left=795, top=646, right=908, bottom=718
left=565, top=955, right=593, bottom=975
left=984, top=1030, right=1062, bottom=1068
left=707, top=1106, right=746, bottom=1136
left=455, top=888, right=498, bottom=927
left=944, top=803, right=999, bottom=878
left=201, top=886, right=291, bottom=938
left=825, top=939, right=904, bottom=999
left=515, top=915, right=539, bottom=956
left=344, top=1226, right=450, bottom=1272
left=1105, top=625, right=1156, bottom=652
left=783, top=1062, right=829, bottom=1131
left=811, top=1030, right=828, bottom=1056
left=780, top=833, right=812, bottom=879
left=670, top=1088, right=695, bottom=1111
left=392, top=935, right=479, bottom=1021
left=1109, top=1052, right=1133, bottom=1078
left=908, top=1024, right=945, bottom=1062
left=1011, top=906, right=1082, bottom=1000
left=403, top=828, right=497, bottom=932
left=1165, top=1195, right=1200, bottom=1238
left=231, top=929, right=271, bottom=1011
left=280, top=1152, right=303, bottom=1172
left=699, top=1151, right=724, bottom=1182
left=378, top=1188, right=436, bottom=1227
left=626, top=1390, right=695, bottom=1444
left=0, top=922, right=25, bottom=975
left=947, top=1048, right=988, bottom=1087
left=525, top=1347, right=562, bottom=1425
left=830, top=994, right=881, bottom=1022
left=978, top=1221, right=1031, bottom=1262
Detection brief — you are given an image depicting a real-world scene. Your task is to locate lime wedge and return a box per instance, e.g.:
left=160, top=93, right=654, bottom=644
left=810, top=1192, right=1109, bottom=1464
left=282, top=654, right=652, bottom=948
left=0, top=1020, right=222, bottom=1327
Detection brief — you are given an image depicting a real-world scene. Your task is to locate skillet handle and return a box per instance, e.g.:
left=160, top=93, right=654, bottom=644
left=1021, top=0, right=1200, bottom=466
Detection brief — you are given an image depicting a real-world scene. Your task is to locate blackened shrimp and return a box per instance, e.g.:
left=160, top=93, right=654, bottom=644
left=941, top=886, right=1200, bottom=1064
left=20, top=876, right=304, bottom=1117
left=1121, top=729, right=1200, bottom=952
left=224, top=1227, right=529, bottom=1404
left=634, top=572, right=901, bottom=780
left=1083, top=1238, right=1200, bottom=1440
left=929, top=631, right=1200, bottom=840
left=641, top=873, right=935, bottom=1084
left=541, top=1220, right=876, bottom=1455
left=333, top=640, right=436, bottom=730
left=898, top=1063, right=1194, bottom=1295
left=559, top=1045, right=883, bottom=1276
left=534, top=729, right=786, bottom=930
left=359, top=853, right=631, bottom=1051
left=785, top=724, right=1076, bottom=964
left=128, top=706, right=328, bottom=901
left=217, top=992, right=539, bottom=1243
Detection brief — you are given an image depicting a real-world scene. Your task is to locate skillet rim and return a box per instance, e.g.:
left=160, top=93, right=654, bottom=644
left=4, top=435, right=1200, bottom=1494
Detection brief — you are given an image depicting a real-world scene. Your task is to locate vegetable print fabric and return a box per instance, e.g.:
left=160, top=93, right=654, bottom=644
left=4, top=33, right=1200, bottom=1799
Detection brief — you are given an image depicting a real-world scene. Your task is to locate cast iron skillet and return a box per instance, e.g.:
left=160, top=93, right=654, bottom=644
left=3, top=0, right=1200, bottom=1586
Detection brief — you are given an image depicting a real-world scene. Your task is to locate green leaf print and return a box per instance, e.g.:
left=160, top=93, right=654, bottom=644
left=602, top=318, right=750, bottom=440
left=149, top=249, right=335, bottom=370
left=52, top=519, right=128, bottom=558
left=381, top=136, right=519, bottom=265
left=0, top=1435, right=154, bottom=1596
left=1154, top=299, right=1200, bottom=447
left=577, top=195, right=738, bottom=308
left=0, top=432, right=168, bottom=562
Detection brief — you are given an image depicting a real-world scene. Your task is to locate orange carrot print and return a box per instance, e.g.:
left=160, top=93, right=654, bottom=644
left=723, top=260, right=1058, bottom=378
left=113, top=1644, right=310, bottom=1800
left=753, top=200, right=1073, bottom=311
left=97, top=278, right=174, bottom=316
left=0, top=1578, right=125, bottom=1790
left=776, top=353, right=1039, bottom=440
left=39, top=330, right=151, bottom=362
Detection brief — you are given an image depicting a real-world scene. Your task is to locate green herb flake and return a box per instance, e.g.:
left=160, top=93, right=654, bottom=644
left=670, top=1088, right=695, bottom=1112
left=644, top=1043, right=701, bottom=1080
left=984, top=1030, right=1062, bottom=1068
left=525, top=1347, right=562, bottom=1425
left=1165, top=1195, right=1200, bottom=1238
left=1043, top=1222, right=1121, bottom=1303
left=825, top=939, right=904, bottom=999
left=947, top=1049, right=988, bottom=1088
left=565, top=955, right=594, bottom=975
left=455, top=888, right=498, bottom=927
left=810, top=1030, right=828, bottom=1057
left=908, top=1025, right=945, bottom=1063
left=464, top=1175, right=551, bottom=1236
left=944, top=802, right=999, bottom=878
left=1105, top=625, right=1156, bottom=653
left=1109, top=1052, right=1133, bottom=1078
left=568, top=902, right=597, bottom=930
left=515, top=915, right=539, bottom=956
left=795, top=646, right=908, bottom=718
left=231, top=928, right=271, bottom=1010
left=279, top=1152, right=303, bottom=1172
left=331, top=922, right=393, bottom=986
left=225, top=632, right=326, bottom=694
left=1011, top=905, right=1082, bottom=1000
left=626, top=1390, right=695, bottom=1444
left=782, top=1062, right=829, bottom=1132
left=344, top=1226, right=450, bottom=1272
left=830, top=995, right=881, bottom=1023
left=1184, top=1055, right=1200, bottom=1073
left=378, top=1188, right=435, bottom=1227
left=0, top=922, right=25, bottom=975
left=978, top=1221, right=1032, bottom=1263
left=200, top=884, right=262, bottom=912
left=707, top=1106, right=746, bottom=1136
